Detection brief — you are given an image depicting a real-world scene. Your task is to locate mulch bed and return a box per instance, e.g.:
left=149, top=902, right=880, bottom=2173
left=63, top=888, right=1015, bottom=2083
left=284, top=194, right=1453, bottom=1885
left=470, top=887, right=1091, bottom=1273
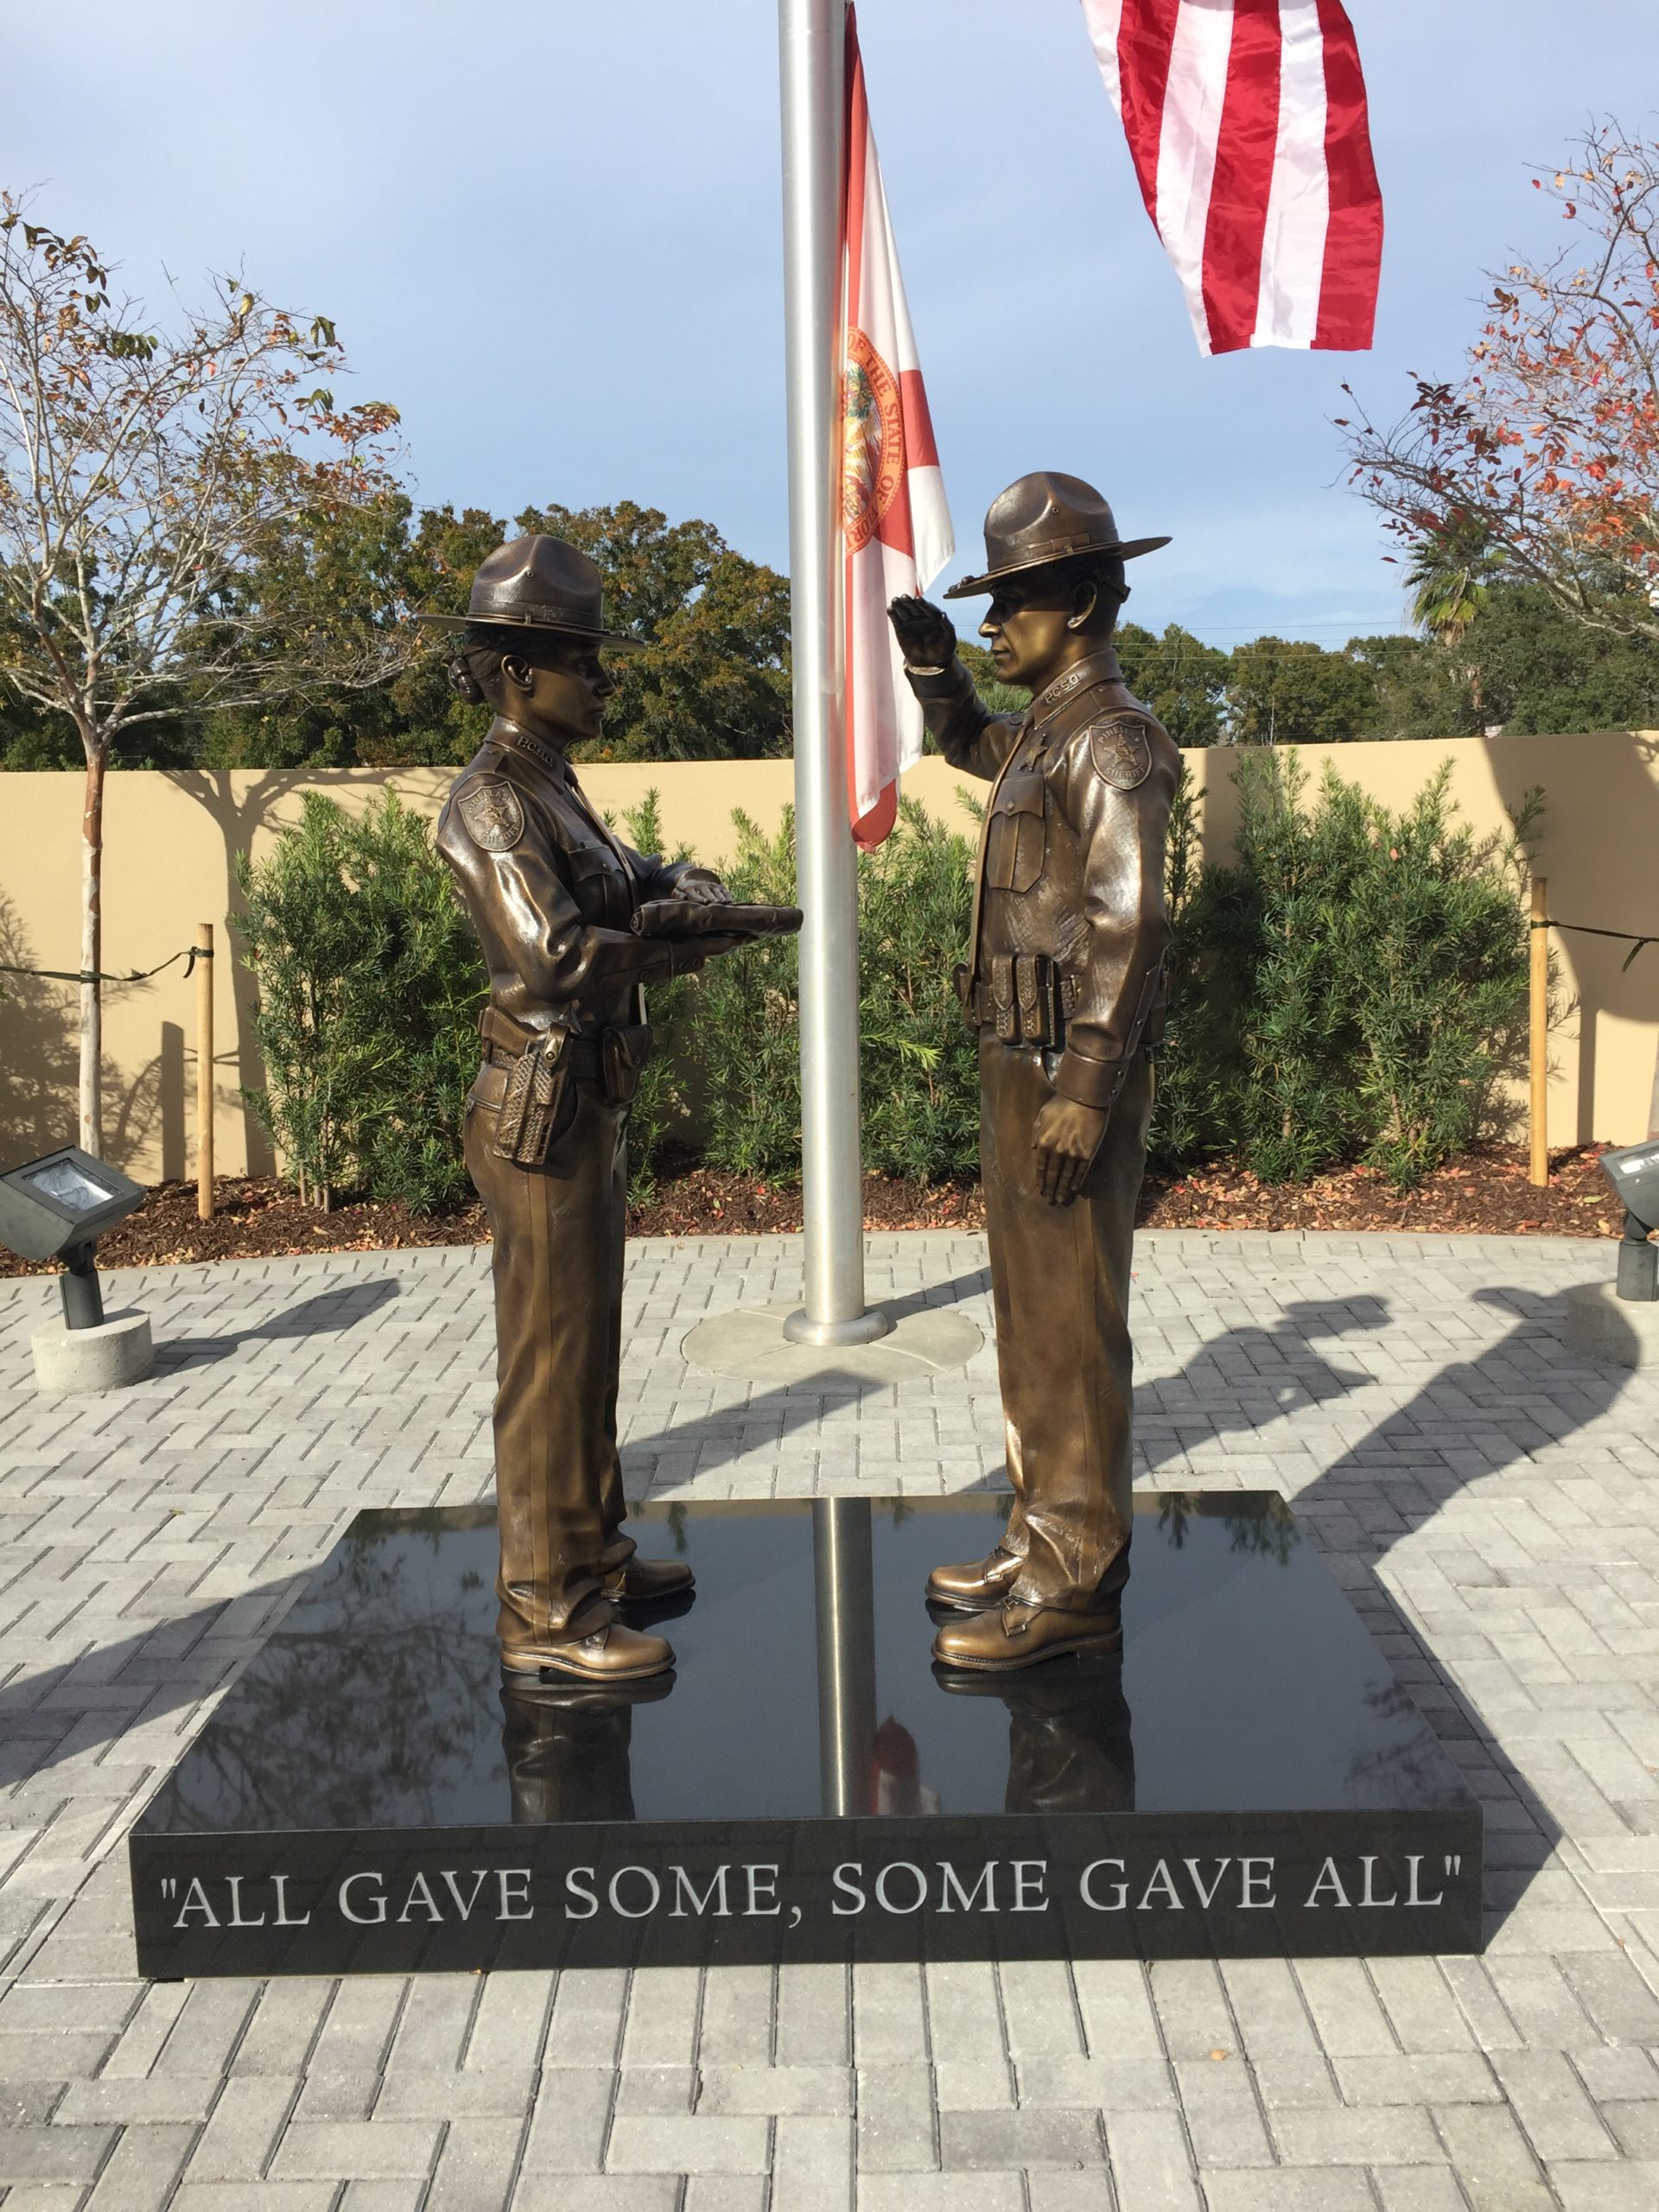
left=0, top=1143, right=1629, bottom=1279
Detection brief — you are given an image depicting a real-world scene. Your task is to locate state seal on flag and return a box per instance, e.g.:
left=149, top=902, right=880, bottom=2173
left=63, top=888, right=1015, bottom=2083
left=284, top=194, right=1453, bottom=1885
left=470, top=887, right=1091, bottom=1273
left=842, top=327, right=906, bottom=554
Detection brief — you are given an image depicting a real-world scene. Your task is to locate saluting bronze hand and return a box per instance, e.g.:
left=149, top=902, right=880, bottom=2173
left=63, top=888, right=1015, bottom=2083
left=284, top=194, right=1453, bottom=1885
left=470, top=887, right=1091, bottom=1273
left=1034, top=1094, right=1109, bottom=1207
left=887, top=594, right=957, bottom=671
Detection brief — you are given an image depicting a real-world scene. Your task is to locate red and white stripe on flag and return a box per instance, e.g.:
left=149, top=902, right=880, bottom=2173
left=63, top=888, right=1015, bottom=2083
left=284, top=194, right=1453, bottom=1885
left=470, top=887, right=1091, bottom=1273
left=1082, top=0, right=1382, bottom=357
left=842, top=4, right=953, bottom=849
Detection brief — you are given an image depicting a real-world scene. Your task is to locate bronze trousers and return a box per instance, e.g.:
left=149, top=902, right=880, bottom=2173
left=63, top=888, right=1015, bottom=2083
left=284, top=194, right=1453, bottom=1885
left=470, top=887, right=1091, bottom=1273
left=465, top=1071, right=634, bottom=1649
left=980, top=1034, right=1154, bottom=1612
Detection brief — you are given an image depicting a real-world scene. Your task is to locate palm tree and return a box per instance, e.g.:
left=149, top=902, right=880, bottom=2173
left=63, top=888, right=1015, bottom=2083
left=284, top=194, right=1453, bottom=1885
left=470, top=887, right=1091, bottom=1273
left=1404, top=519, right=1507, bottom=721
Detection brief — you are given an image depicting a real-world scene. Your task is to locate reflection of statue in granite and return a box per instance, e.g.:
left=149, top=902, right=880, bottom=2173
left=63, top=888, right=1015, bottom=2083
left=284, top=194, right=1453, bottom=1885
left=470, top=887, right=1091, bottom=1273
left=889, top=474, right=1176, bottom=1672
left=428, top=538, right=786, bottom=1687
left=500, top=1675, right=672, bottom=1824
left=937, top=1655, right=1135, bottom=1815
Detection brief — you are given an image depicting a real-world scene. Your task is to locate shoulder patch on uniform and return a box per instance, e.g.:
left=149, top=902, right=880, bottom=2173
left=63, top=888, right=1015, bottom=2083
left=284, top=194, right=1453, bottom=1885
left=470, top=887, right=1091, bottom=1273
left=457, top=777, right=525, bottom=853
left=1089, top=715, right=1152, bottom=791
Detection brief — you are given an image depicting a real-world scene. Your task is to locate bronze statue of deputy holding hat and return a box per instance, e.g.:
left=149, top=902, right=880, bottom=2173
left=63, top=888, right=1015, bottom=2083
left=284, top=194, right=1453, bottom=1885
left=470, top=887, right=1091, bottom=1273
left=429, top=537, right=796, bottom=1686
left=889, top=473, right=1177, bottom=1673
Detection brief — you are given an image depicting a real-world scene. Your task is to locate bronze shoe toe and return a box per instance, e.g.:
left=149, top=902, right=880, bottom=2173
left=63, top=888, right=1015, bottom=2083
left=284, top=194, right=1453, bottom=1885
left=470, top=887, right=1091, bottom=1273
left=931, top=1600, right=1122, bottom=1674
left=500, top=1622, right=675, bottom=1684
left=603, top=1554, right=695, bottom=1603
left=925, top=1546, right=1020, bottom=1613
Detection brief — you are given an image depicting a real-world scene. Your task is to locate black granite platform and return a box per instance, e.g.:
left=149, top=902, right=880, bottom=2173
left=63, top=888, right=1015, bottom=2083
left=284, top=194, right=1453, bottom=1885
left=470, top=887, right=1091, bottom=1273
left=129, top=1494, right=1482, bottom=1975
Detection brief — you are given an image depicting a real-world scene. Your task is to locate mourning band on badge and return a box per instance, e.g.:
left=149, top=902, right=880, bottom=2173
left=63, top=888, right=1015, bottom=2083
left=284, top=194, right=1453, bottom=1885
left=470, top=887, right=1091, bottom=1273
left=1090, top=717, right=1152, bottom=792
left=459, top=778, right=526, bottom=853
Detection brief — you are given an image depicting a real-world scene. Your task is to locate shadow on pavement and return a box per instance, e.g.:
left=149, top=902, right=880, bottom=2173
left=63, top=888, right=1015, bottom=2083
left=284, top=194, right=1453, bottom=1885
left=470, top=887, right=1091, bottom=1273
left=153, top=1275, right=401, bottom=1370
left=1142, top=1279, right=1634, bottom=1942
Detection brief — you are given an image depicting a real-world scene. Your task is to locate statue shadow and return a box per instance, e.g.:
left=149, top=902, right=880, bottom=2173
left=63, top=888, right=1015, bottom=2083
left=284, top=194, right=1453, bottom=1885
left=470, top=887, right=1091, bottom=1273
left=153, top=1276, right=401, bottom=1371
left=0, top=1580, right=303, bottom=1795
left=1139, top=1281, right=1636, bottom=1940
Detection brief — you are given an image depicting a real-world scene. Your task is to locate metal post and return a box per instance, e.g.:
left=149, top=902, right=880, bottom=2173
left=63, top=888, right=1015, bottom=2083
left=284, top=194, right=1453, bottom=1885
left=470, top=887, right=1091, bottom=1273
left=196, top=923, right=215, bottom=1222
left=777, top=0, right=889, bottom=1345
left=1529, top=879, right=1548, bottom=1188
left=812, top=1497, right=876, bottom=1815
left=60, top=1243, right=104, bottom=1332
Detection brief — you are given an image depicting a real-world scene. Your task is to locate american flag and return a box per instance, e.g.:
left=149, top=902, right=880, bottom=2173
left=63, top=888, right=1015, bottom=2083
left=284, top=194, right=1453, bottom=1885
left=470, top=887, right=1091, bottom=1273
left=1082, top=0, right=1383, bottom=357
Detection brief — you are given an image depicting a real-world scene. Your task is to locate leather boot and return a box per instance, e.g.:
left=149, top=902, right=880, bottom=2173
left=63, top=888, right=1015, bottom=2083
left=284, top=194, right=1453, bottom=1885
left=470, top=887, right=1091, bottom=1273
left=926, top=1545, right=1020, bottom=1613
left=500, top=1620, right=675, bottom=1684
left=603, top=1554, right=695, bottom=1603
left=932, top=1599, right=1122, bottom=1674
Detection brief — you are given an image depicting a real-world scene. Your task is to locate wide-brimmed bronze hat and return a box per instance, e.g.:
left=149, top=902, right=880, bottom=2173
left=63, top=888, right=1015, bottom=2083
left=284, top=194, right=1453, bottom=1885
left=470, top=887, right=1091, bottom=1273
left=416, top=535, right=645, bottom=652
left=943, top=472, right=1171, bottom=600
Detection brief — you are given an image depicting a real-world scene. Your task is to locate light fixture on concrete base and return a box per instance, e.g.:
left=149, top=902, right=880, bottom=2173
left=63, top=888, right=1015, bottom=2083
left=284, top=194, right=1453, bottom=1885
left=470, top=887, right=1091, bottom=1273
left=0, top=1147, right=152, bottom=1392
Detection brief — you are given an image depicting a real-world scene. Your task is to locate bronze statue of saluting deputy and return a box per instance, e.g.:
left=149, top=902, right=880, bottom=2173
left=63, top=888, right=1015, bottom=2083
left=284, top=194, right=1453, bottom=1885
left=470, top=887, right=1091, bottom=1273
left=429, top=537, right=798, bottom=1687
left=889, top=473, right=1177, bottom=1674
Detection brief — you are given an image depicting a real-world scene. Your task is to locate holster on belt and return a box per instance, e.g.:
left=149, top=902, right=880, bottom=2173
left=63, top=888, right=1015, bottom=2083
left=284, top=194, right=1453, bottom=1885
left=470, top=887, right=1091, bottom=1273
left=492, top=1027, right=572, bottom=1166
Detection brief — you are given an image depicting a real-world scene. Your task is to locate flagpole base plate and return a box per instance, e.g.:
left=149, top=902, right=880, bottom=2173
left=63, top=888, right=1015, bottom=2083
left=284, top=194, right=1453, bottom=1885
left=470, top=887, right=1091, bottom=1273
left=782, top=1306, right=893, bottom=1348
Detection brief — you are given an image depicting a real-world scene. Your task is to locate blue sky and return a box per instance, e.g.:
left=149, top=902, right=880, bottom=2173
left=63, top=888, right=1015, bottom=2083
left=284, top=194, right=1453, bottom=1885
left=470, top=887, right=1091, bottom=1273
left=3, top=0, right=1651, bottom=645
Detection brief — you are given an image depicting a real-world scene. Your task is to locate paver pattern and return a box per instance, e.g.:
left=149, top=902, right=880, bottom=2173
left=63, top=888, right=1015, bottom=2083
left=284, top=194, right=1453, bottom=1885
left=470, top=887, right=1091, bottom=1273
left=1, top=1227, right=1657, bottom=2209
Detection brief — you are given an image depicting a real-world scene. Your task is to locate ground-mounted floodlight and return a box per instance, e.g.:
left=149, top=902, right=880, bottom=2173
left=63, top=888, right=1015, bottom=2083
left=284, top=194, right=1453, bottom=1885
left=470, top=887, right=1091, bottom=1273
left=0, top=1147, right=146, bottom=1328
left=1, top=1147, right=152, bottom=1393
left=1598, top=1139, right=1659, bottom=1303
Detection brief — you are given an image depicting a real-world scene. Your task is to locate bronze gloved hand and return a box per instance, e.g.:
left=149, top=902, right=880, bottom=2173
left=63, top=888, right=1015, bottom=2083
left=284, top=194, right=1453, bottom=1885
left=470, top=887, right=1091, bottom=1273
left=1034, top=1095, right=1109, bottom=1206
left=887, top=594, right=957, bottom=671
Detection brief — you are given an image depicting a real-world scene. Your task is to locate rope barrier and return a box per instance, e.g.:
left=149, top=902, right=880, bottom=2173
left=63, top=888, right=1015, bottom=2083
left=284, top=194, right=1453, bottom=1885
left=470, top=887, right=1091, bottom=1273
left=1531, top=918, right=1656, bottom=975
left=0, top=944, right=210, bottom=988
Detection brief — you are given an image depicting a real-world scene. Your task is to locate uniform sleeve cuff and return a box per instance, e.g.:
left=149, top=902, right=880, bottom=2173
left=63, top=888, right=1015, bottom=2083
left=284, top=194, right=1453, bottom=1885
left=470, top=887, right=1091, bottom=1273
left=905, top=658, right=974, bottom=704
left=1053, top=1051, right=1123, bottom=1110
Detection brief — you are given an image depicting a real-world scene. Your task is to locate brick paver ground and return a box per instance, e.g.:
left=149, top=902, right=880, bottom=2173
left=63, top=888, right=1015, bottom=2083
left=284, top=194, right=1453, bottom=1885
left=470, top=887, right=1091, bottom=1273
left=1, top=1228, right=1657, bottom=2209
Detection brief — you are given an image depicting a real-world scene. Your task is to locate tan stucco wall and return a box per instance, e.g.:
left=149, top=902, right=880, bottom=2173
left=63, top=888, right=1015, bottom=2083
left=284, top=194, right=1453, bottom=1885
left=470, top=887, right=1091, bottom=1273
left=2, top=731, right=1655, bottom=1180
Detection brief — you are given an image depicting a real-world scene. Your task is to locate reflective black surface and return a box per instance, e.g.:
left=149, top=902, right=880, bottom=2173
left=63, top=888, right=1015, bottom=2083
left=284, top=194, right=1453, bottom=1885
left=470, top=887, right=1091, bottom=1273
left=137, top=1493, right=1466, bottom=1834
left=130, top=1495, right=1483, bottom=1975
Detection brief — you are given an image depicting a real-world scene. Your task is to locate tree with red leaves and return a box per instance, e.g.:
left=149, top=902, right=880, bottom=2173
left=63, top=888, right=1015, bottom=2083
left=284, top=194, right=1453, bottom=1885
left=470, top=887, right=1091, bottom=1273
left=1338, top=125, right=1659, bottom=645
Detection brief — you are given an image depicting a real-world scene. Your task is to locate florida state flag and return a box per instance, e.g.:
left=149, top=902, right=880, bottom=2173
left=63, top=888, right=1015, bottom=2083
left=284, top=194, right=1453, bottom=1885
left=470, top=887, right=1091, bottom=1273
left=841, top=5, right=954, bottom=849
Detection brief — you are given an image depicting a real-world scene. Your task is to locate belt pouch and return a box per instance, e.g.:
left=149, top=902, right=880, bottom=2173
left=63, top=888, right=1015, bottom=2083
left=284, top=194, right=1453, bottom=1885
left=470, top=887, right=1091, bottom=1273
left=492, top=1033, right=570, bottom=1166
left=991, top=954, right=1018, bottom=1043
left=601, top=1025, right=651, bottom=1107
left=1016, top=956, right=1046, bottom=1046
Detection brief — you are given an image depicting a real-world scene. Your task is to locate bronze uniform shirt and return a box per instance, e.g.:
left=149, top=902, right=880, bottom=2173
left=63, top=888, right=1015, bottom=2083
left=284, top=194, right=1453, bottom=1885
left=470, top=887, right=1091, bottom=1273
left=907, top=648, right=1179, bottom=1110
left=435, top=720, right=716, bottom=1035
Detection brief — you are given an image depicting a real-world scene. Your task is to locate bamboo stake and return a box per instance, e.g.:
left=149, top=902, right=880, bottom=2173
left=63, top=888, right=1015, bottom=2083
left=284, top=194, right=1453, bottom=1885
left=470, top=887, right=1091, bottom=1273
left=1529, top=879, right=1548, bottom=1188
left=196, top=923, right=215, bottom=1221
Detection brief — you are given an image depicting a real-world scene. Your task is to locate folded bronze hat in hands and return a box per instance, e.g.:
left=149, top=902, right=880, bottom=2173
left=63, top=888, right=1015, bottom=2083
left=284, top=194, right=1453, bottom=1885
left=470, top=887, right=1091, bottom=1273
left=631, top=900, right=804, bottom=942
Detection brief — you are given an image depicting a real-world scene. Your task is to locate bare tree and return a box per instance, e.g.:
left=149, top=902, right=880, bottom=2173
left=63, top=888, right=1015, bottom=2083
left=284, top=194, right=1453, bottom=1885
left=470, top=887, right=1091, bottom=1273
left=0, top=196, right=408, bottom=1153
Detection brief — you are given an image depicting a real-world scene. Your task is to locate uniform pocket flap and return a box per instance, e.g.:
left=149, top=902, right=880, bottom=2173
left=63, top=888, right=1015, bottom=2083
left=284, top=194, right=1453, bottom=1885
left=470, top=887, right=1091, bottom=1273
left=995, top=770, right=1046, bottom=817
left=564, top=843, right=614, bottom=882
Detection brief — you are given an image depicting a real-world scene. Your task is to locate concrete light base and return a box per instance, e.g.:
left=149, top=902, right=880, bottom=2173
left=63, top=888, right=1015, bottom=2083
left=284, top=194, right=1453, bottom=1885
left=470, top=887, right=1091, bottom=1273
left=1564, top=1281, right=1659, bottom=1370
left=31, top=1311, right=153, bottom=1395
left=683, top=1300, right=982, bottom=1387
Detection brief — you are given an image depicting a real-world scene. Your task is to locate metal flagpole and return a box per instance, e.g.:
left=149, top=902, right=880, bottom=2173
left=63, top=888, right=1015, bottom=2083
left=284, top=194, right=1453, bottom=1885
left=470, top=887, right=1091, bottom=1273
left=777, top=0, right=889, bottom=1345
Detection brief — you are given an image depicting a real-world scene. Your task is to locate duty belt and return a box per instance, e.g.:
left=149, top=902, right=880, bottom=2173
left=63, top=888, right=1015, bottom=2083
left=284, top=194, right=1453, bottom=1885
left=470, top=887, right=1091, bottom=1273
left=954, top=952, right=1077, bottom=1048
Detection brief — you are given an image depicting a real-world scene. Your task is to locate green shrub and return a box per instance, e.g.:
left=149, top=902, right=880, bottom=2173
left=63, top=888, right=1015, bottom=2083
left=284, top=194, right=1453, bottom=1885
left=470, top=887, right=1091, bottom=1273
left=690, top=798, right=980, bottom=1184
left=235, top=791, right=485, bottom=1210
left=1172, top=753, right=1534, bottom=1185
left=233, top=757, right=1534, bottom=1212
left=695, top=810, right=804, bottom=1179
left=617, top=791, right=696, bottom=1201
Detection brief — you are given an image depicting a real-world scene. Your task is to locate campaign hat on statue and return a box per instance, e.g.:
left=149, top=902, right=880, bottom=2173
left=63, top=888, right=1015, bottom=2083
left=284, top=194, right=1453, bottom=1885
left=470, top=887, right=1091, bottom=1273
left=943, top=472, right=1171, bottom=600
left=416, top=535, right=645, bottom=652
